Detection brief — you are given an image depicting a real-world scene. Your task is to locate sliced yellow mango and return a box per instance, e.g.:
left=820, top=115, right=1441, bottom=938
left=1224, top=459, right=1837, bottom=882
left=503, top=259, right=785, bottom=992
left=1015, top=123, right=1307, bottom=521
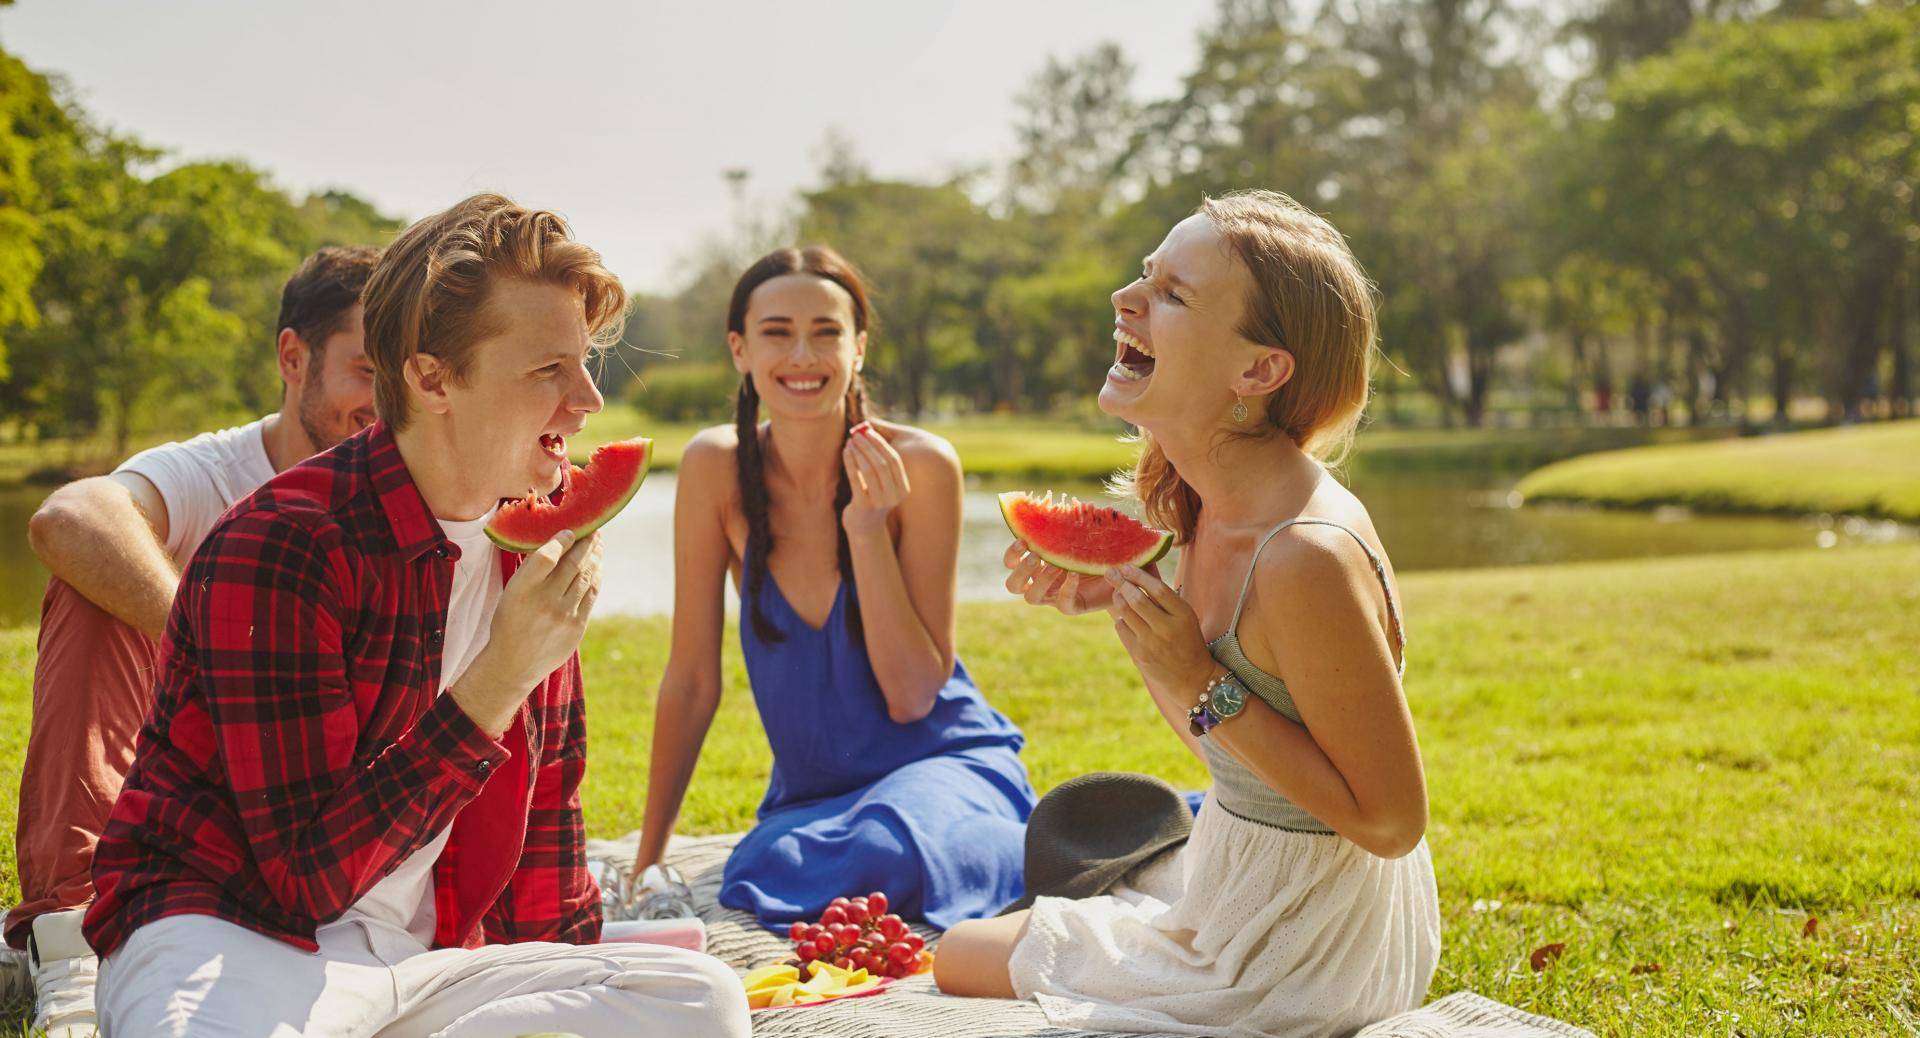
left=744, top=964, right=801, bottom=992
left=742, top=957, right=894, bottom=1010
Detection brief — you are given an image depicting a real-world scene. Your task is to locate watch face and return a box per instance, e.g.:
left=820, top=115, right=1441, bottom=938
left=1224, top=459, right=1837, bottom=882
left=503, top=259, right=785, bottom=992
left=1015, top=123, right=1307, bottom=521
left=1212, top=677, right=1248, bottom=717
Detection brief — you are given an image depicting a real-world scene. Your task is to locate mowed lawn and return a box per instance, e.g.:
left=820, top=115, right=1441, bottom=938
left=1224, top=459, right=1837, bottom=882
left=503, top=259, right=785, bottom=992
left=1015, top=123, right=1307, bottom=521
left=563, top=410, right=1146, bottom=481
left=2, top=544, right=1917, bottom=1035
left=541, top=410, right=1747, bottom=481
left=0, top=411, right=1145, bottom=486
left=1517, top=419, right=1920, bottom=523
left=5, top=406, right=1746, bottom=487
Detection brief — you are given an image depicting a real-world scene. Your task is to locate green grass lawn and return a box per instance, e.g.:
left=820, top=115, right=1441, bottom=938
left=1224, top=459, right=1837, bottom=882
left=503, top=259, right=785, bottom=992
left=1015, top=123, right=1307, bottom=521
left=3, top=407, right=1750, bottom=488
left=1349, top=423, right=1741, bottom=473
left=3, top=544, right=1916, bottom=1034
left=569, top=410, right=1145, bottom=480
left=1518, top=419, right=1920, bottom=524
left=0, top=410, right=1141, bottom=485
left=0, top=430, right=206, bottom=487
left=510, top=410, right=1749, bottom=481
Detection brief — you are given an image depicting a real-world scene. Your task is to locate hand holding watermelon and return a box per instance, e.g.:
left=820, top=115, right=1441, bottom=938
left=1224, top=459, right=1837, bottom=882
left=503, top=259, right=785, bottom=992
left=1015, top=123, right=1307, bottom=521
left=1002, top=540, right=1117, bottom=616
left=450, top=529, right=602, bottom=737
left=1103, top=563, right=1214, bottom=693
left=999, top=491, right=1172, bottom=617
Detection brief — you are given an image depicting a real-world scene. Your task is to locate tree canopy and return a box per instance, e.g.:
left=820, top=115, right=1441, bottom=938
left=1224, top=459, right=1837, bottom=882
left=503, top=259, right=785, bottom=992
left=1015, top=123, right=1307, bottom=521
left=0, top=49, right=398, bottom=450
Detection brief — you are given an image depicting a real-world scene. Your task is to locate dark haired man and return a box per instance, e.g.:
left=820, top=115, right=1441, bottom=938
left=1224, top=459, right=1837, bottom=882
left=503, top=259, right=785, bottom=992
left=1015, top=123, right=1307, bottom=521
left=10, top=245, right=381, bottom=1037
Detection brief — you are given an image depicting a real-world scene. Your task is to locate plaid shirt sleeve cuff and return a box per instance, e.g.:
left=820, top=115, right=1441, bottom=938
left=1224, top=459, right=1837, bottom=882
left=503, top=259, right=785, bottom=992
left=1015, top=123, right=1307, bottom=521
left=410, top=692, right=513, bottom=794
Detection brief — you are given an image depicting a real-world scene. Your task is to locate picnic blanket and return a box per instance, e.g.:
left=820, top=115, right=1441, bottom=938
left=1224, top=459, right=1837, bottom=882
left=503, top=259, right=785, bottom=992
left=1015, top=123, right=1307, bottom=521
left=590, top=831, right=1596, bottom=1038
left=0, top=833, right=1594, bottom=1037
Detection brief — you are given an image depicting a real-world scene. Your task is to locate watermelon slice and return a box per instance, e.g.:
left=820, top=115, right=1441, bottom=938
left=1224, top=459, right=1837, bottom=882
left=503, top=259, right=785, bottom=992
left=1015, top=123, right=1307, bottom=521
left=486, top=437, right=652, bottom=552
left=997, top=490, right=1174, bottom=576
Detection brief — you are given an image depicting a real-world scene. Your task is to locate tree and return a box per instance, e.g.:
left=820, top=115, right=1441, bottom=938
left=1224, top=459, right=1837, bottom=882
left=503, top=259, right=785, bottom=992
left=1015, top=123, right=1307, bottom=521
left=0, top=49, right=72, bottom=385
left=798, top=179, right=1007, bottom=415
left=0, top=43, right=400, bottom=447
left=1005, top=42, right=1141, bottom=218
left=1574, top=5, right=1920, bottom=422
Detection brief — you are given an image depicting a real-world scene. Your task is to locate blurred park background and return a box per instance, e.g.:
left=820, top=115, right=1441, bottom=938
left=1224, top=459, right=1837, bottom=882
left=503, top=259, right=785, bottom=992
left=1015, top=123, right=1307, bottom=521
left=6, top=2, right=1920, bottom=447
left=2, top=0, right=1918, bottom=1034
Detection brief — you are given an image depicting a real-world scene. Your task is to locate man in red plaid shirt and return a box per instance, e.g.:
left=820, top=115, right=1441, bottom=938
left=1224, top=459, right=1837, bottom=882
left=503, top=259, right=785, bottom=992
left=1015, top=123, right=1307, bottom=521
left=84, top=194, right=749, bottom=1036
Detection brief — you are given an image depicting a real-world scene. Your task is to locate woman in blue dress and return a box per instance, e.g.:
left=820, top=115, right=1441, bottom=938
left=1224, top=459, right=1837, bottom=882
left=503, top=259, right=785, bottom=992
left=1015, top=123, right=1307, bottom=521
left=631, top=245, right=1035, bottom=931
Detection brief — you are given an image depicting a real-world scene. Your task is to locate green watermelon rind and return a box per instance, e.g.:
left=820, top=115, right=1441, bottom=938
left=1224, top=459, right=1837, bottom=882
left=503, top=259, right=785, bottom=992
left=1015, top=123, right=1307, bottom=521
left=997, top=490, right=1174, bottom=576
left=485, top=439, right=652, bottom=553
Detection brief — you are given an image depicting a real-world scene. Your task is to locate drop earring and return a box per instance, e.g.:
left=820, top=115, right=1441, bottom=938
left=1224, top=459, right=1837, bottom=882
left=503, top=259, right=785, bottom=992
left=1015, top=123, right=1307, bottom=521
left=1232, top=397, right=1250, bottom=424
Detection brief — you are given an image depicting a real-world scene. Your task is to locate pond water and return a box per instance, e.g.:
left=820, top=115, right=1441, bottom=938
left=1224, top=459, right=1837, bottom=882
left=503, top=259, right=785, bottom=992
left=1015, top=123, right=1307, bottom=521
left=1, top=472, right=1909, bottom=628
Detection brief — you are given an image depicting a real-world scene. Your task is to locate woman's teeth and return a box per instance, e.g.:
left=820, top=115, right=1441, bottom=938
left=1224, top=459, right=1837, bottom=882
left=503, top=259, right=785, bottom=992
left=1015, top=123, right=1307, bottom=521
left=1110, top=327, right=1155, bottom=382
left=539, top=434, right=566, bottom=459
left=1113, top=328, right=1155, bottom=358
left=780, top=376, right=827, bottom=392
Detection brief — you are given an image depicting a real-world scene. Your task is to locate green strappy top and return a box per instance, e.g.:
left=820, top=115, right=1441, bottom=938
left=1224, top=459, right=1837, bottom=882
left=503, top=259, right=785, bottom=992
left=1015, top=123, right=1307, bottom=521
left=1195, top=517, right=1407, bottom=832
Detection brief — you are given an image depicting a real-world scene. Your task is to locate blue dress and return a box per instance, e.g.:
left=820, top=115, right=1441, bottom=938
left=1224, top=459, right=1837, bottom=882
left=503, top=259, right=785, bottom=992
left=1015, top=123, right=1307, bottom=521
left=718, top=558, right=1036, bottom=931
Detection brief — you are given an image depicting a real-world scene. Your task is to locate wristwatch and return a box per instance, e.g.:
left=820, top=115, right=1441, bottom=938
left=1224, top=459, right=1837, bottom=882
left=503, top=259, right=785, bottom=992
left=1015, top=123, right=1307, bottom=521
left=1187, top=670, right=1250, bottom=737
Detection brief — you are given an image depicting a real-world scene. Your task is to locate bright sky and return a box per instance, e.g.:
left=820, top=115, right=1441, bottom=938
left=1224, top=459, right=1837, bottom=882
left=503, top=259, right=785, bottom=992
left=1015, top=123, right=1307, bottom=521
left=1, top=0, right=1212, bottom=294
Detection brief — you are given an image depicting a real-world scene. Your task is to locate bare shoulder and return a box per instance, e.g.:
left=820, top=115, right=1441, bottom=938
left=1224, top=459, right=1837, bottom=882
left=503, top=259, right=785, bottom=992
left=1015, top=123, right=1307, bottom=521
left=1249, top=489, right=1395, bottom=617
left=1233, top=482, right=1405, bottom=675
left=1252, top=522, right=1378, bottom=602
left=870, top=420, right=963, bottom=482
left=676, top=425, right=743, bottom=507
left=680, top=425, right=741, bottom=477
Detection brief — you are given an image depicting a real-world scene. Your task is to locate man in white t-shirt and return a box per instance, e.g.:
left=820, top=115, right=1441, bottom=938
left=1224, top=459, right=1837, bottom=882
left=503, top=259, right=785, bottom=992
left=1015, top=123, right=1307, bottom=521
left=10, top=246, right=381, bottom=1037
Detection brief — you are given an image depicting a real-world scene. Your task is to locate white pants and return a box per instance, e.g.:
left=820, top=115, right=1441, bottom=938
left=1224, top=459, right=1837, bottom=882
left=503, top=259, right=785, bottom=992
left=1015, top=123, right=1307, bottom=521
left=98, top=913, right=750, bottom=1038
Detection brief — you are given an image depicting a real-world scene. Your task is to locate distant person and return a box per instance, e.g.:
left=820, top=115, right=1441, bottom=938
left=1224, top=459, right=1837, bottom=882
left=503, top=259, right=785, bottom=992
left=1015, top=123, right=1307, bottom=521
left=631, top=246, right=1036, bottom=931
left=10, top=245, right=380, bottom=1037
left=1857, top=371, right=1881, bottom=423
left=82, top=194, right=748, bottom=1036
left=1594, top=377, right=1613, bottom=420
left=936, top=190, right=1440, bottom=1037
left=1629, top=372, right=1651, bottom=425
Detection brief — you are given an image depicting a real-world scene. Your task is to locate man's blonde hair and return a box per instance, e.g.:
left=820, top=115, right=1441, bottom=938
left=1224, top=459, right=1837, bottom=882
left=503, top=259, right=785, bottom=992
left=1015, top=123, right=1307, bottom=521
left=361, top=193, right=627, bottom=430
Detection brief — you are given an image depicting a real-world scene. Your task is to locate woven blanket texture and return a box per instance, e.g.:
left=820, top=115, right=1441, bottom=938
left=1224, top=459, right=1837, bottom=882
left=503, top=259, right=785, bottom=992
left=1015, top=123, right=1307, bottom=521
left=590, top=831, right=1597, bottom=1038
left=0, top=832, right=1594, bottom=1037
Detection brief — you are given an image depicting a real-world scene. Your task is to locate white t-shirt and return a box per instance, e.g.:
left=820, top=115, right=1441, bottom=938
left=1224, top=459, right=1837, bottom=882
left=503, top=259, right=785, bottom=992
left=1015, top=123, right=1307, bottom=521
left=329, top=508, right=503, bottom=947
left=114, top=418, right=278, bottom=569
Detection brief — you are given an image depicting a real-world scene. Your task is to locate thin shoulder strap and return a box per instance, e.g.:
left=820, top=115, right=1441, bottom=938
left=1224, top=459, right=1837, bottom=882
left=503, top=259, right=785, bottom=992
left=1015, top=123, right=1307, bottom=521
left=1227, top=518, right=1407, bottom=665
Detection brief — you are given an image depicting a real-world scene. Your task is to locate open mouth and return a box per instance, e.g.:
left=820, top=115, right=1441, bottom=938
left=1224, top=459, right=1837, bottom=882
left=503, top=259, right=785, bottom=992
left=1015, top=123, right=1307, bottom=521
left=776, top=373, right=830, bottom=396
left=1109, top=327, right=1155, bottom=384
left=539, top=433, right=568, bottom=461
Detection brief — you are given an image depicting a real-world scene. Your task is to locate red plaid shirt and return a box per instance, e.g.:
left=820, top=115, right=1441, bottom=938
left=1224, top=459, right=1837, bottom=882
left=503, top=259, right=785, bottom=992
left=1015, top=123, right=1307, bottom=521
left=86, top=423, right=600, bottom=957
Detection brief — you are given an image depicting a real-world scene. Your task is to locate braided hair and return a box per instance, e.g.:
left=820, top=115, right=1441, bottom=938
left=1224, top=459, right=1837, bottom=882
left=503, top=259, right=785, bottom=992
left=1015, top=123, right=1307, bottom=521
left=727, top=246, right=875, bottom=646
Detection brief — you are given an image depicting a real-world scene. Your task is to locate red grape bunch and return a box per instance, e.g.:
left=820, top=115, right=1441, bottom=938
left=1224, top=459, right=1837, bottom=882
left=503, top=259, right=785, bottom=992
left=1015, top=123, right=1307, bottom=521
left=785, top=891, right=933, bottom=980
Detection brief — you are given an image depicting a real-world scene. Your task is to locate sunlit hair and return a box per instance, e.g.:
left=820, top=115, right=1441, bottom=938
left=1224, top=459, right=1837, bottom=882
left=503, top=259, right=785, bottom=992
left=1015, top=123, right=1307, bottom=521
left=361, top=192, right=627, bottom=431
left=1115, top=189, right=1378, bottom=544
left=276, top=245, right=379, bottom=363
left=728, top=246, right=875, bottom=645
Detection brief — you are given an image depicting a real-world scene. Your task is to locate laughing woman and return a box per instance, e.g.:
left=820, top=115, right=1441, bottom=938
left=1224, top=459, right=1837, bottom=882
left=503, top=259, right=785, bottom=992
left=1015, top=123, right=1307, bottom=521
left=631, top=246, right=1036, bottom=931
left=935, top=191, right=1441, bottom=1037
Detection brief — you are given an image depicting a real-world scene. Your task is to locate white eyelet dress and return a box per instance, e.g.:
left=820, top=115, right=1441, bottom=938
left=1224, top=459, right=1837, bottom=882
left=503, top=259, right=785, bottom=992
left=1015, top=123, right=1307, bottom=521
left=1007, top=518, right=1441, bottom=1038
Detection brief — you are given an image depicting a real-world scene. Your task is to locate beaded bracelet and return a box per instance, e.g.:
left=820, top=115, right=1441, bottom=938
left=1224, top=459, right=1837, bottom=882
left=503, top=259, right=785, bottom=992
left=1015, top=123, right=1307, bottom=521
left=1186, top=670, right=1233, bottom=737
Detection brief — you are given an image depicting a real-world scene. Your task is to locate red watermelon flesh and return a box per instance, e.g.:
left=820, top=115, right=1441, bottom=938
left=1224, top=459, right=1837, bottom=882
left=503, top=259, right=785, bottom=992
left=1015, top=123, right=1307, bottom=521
left=997, top=491, right=1174, bottom=576
left=486, top=437, right=652, bottom=552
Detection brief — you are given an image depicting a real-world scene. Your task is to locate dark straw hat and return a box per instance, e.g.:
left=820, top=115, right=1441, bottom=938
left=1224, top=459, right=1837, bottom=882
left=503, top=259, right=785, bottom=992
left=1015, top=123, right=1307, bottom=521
left=999, top=772, right=1193, bottom=916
